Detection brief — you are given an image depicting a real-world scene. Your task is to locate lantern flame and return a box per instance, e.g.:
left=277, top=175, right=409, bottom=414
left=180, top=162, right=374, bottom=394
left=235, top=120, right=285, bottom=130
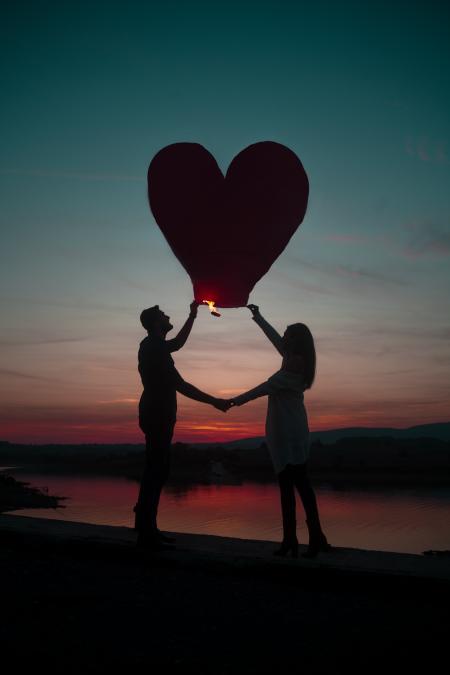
left=202, top=300, right=221, bottom=317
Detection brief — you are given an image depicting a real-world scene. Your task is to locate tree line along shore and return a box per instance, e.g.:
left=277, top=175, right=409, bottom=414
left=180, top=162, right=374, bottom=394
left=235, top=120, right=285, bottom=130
left=1, top=434, right=450, bottom=486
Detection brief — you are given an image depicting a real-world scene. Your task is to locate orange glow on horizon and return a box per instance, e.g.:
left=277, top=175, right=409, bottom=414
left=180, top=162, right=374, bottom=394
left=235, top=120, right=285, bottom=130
left=3, top=407, right=449, bottom=446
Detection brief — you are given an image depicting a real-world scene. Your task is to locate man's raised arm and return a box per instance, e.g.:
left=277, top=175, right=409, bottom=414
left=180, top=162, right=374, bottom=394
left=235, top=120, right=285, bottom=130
left=166, top=301, right=199, bottom=352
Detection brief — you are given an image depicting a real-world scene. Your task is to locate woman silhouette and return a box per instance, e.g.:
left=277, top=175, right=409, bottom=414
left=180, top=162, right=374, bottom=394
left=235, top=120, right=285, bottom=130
left=230, top=305, right=331, bottom=559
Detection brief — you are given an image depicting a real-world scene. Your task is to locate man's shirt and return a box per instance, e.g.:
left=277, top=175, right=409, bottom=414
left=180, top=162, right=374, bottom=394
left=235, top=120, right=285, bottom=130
left=138, top=335, right=182, bottom=430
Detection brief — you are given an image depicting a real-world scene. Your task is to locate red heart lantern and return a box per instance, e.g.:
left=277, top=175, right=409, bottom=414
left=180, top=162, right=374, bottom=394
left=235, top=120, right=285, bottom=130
left=147, top=141, right=309, bottom=308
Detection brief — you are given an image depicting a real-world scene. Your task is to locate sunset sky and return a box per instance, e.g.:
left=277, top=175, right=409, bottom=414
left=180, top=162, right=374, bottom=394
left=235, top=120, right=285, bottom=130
left=1, top=0, right=449, bottom=444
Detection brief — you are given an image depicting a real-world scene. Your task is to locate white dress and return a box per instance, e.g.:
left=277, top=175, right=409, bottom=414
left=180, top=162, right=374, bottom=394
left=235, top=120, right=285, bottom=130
left=233, top=315, right=310, bottom=474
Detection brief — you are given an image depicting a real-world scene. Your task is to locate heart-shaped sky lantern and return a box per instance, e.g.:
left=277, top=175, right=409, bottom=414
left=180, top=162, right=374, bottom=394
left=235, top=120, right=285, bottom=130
left=147, top=141, right=309, bottom=308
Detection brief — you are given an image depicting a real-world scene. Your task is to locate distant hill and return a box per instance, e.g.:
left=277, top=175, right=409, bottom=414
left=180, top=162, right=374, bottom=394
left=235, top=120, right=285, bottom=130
left=191, top=422, right=450, bottom=449
left=0, top=422, right=449, bottom=462
left=312, top=422, right=450, bottom=444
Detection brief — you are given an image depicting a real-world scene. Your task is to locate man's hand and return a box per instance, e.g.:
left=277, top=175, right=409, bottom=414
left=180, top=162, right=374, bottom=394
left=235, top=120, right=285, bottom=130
left=189, top=300, right=199, bottom=318
left=247, top=304, right=260, bottom=317
left=213, top=398, right=231, bottom=412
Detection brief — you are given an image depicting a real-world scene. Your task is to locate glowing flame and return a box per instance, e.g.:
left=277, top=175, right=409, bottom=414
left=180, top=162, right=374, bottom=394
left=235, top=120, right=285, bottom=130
left=202, top=300, right=221, bottom=317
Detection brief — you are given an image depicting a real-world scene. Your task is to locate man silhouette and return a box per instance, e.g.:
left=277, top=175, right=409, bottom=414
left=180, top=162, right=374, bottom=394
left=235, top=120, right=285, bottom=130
left=134, top=301, right=228, bottom=549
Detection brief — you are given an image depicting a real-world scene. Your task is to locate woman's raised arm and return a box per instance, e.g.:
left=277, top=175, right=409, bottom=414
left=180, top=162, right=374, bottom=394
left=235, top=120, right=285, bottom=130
left=247, top=305, right=284, bottom=356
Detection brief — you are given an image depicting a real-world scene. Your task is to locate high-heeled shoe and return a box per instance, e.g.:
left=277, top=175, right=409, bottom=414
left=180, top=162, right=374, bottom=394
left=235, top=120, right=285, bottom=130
left=302, top=532, right=332, bottom=559
left=273, top=539, right=299, bottom=558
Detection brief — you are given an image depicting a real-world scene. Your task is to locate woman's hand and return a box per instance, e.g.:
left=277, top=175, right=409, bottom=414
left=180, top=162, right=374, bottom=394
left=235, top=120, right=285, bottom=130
left=247, top=304, right=260, bottom=317
left=213, top=398, right=231, bottom=412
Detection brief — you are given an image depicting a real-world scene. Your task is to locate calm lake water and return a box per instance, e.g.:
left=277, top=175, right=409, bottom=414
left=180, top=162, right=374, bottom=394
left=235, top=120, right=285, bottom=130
left=5, top=469, right=450, bottom=554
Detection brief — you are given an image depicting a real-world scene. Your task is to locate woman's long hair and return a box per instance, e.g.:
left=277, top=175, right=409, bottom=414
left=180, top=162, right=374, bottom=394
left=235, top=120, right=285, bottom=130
left=284, top=323, right=316, bottom=389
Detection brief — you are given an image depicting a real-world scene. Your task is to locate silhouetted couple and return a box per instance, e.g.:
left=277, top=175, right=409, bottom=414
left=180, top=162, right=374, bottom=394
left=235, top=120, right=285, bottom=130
left=134, top=301, right=330, bottom=558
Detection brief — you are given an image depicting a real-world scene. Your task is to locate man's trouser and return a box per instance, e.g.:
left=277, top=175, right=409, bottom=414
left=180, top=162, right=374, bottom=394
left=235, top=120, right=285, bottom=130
left=134, top=420, right=175, bottom=536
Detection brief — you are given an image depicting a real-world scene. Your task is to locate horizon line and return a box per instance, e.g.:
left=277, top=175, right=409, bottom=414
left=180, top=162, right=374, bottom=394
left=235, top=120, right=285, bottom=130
left=1, top=419, right=449, bottom=446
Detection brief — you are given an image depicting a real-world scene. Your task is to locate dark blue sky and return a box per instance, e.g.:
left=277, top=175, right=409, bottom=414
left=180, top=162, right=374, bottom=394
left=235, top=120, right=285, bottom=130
left=1, top=0, right=449, bottom=442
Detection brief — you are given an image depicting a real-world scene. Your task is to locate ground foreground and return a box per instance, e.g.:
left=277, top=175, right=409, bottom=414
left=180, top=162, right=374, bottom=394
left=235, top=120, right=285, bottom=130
left=1, top=515, right=449, bottom=675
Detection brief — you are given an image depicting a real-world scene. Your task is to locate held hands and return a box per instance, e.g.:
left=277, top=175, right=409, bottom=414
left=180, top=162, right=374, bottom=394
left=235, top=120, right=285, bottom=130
left=213, top=398, right=232, bottom=413
left=212, top=398, right=237, bottom=412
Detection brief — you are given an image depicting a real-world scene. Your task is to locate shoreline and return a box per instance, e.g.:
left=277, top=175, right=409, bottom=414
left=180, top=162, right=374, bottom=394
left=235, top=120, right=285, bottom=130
left=2, top=513, right=450, bottom=583
left=0, top=472, right=65, bottom=514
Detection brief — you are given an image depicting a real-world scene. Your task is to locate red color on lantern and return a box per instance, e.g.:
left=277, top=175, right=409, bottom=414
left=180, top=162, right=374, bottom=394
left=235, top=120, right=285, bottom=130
left=147, top=141, right=309, bottom=308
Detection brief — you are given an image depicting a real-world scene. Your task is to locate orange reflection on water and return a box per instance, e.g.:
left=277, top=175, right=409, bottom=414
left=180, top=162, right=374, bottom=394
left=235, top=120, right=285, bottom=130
left=7, top=471, right=450, bottom=554
left=159, top=482, right=450, bottom=553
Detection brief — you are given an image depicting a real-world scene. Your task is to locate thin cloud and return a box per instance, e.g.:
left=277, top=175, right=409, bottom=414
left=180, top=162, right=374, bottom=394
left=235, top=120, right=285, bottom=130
left=0, top=295, right=135, bottom=315
left=183, top=333, right=283, bottom=353
left=97, top=398, right=139, bottom=404
left=404, top=137, right=448, bottom=164
left=0, top=337, right=88, bottom=347
left=217, top=388, right=246, bottom=395
left=0, top=368, right=61, bottom=383
left=322, top=233, right=368, bottom=244
left=288, top=257, right=405, bottom=286
left=364, top=325, right=450, bottom=341
left=403, top=222, right=450, bottom=258
left=273, top=270, right=335, bottom=296
left=0, top=403, right=136, bottom=424
left=0, top=168, right=143, bottom=182
left=334, top=265, right=404, bottom=285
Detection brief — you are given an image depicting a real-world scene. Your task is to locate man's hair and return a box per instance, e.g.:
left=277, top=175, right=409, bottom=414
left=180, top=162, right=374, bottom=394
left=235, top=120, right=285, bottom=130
left=140, top=305, right=162, bottom=331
